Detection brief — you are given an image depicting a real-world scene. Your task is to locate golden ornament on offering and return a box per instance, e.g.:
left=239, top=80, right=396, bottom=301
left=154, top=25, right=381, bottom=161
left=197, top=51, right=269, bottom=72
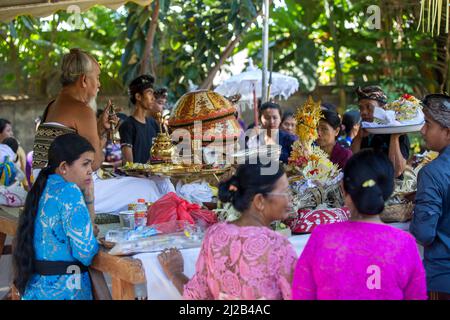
left=293, top=96, right=323, bottom=146
left=150, top=112, right=175, bottom=162
left=288, top=96, right=323, bottom=168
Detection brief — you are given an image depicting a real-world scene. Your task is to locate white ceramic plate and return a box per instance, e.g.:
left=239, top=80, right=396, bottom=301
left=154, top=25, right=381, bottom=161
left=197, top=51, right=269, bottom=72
left=363, top=122, right=424, bottom=134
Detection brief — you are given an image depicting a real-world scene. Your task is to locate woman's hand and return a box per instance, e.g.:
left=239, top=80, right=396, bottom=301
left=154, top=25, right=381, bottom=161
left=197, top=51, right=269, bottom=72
left=82, top=176, right=95, bottom=204
left=93, top=224, right=99, bottom=237
left=158, top=248, right=184, bottom=281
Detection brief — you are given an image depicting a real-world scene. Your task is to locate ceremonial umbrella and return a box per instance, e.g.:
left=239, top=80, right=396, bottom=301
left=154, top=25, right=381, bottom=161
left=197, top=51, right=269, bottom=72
left=214, top=59, right=299, bottom=126
left=214, top=59, right=299, bottom=102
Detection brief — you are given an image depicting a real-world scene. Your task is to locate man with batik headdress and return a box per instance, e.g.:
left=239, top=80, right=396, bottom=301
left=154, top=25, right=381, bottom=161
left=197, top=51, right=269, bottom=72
left=352, top=85, right=410, bottom=177
left=410, top=94, right=450, bottom=300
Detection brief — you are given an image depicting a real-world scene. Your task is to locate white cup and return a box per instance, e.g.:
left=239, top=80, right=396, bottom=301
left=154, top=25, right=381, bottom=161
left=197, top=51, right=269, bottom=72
left=119, top=210, right=135, bottom=229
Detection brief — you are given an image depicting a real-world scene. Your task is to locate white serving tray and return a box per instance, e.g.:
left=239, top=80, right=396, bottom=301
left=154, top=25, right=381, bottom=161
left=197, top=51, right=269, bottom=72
left=363, top=122, right=424, bottom=134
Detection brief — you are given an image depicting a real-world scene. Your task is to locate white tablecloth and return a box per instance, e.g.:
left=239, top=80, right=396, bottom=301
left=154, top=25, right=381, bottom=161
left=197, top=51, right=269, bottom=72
left=93, top=173, right=175, bottom=214
left=134, top=222, right=414, bottom=300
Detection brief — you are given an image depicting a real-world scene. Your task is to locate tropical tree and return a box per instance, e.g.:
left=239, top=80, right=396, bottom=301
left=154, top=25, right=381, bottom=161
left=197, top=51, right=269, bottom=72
left=120, top=0, right=263, bottom=100
left=0, top=6, right=127, bottom=96
left=1, top=0, right=449, bottom=106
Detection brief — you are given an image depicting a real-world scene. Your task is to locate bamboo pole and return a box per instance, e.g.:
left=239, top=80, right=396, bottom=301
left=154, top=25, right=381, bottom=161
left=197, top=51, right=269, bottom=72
left=261, top=0, right=270, bottom=104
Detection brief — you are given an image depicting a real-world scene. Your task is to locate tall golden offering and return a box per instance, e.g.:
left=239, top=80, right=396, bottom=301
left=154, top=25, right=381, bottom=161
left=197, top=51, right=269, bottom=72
left=287, top=96, right=339, bottom=184
left=150, top=112, right=175, bottom=162
left=289, top=96, right=322, bottom=163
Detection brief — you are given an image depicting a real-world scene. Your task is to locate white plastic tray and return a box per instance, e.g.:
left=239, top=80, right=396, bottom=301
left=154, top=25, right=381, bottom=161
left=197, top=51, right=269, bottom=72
left=363, top=122, right=424, bottom=134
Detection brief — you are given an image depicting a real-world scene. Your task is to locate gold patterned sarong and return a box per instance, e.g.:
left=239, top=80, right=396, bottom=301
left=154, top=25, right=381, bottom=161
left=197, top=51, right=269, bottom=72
left=32, top=123, right=76, bottom=169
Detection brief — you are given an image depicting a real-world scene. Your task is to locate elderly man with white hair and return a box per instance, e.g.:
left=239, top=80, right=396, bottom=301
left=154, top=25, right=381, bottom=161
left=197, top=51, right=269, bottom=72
left=31, top=48, right=174, bottom=214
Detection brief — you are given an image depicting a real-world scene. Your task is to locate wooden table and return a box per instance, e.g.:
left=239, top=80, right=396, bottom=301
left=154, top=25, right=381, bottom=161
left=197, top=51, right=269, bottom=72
left=0, top=206, right=146, bottom=300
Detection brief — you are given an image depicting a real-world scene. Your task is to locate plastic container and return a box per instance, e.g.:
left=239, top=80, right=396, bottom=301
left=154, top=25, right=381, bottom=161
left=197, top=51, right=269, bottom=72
left=105, top=228, right=131, bottom=243
left=134, top=198, right=147, bottom=227
left=119, top=210, right=135, bottom=229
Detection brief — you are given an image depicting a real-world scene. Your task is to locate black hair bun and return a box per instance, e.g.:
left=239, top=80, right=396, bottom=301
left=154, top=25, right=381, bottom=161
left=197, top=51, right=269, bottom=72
left=218, top=176, right=239, bottom=203
left=343, top=150, right=394, bottom=215
left=353, top=184, right=385, bottom=214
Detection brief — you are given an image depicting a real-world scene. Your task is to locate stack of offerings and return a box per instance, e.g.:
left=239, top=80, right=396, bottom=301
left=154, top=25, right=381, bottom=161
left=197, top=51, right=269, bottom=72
left=380, top=151, right=438, bottom=223
left=284, top=97, right=347, bottom=234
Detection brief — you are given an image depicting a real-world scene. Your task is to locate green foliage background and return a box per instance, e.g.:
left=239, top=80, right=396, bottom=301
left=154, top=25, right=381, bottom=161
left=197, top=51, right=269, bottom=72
left=0, top=0, right=447, bottom=116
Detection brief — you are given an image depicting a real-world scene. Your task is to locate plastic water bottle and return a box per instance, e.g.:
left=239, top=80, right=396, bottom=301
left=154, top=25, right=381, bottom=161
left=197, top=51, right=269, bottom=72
left=134, top=198, right=147, bottom=228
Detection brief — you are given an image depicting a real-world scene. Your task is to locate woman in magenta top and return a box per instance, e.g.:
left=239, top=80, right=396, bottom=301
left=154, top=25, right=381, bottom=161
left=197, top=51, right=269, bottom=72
left=158, top=162, right=297, bottom=300
left=292, top=150, right=427, bottom=300
left=316, top=109, right=352, bottom=170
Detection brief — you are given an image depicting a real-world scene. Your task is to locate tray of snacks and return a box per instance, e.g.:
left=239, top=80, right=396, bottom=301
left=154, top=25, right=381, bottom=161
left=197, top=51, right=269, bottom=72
left=362, top=94, right=425, bottom=134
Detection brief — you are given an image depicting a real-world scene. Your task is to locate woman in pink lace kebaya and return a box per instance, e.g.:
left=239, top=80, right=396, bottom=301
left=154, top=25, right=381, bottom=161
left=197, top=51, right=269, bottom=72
left=158, top=162, right=297, bottom=300
left=292, top=150, right=427, bottom=300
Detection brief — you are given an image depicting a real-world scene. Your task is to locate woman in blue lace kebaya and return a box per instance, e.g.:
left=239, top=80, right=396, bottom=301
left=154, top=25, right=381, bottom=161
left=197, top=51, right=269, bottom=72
left=13, top=133, right=99, bottom=300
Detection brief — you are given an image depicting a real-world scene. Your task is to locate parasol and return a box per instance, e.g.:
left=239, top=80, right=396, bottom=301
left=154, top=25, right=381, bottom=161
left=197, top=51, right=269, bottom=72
left=214, top=58, right=299, bottom=102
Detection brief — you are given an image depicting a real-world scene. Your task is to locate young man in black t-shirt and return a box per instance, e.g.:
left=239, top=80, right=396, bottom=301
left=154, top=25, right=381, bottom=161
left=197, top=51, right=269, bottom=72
left=119, top=75, right=160, bottom=164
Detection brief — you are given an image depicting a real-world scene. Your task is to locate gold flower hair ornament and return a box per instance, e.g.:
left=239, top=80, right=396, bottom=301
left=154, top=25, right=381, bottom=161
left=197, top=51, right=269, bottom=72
left=362, top=179, right=376, bottom=188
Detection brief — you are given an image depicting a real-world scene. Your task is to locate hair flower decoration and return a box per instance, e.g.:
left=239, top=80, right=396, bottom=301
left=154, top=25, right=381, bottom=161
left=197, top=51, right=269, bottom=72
left=362, top=179, right=376, bottom=188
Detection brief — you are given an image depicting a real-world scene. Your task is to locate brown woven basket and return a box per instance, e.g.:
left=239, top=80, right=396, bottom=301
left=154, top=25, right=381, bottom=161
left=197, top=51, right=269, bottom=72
left=380, top=202, right=414, bottom=223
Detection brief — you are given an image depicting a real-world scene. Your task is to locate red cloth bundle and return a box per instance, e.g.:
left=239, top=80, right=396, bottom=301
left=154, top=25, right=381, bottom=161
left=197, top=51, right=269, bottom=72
left=146, top=192, right=217, bottom=229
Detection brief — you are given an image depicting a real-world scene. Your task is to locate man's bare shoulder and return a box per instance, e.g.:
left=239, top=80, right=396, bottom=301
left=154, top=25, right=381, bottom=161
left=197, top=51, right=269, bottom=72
left=48, top=96, right=95, bottom=122
left=60, top=99, right=94, bottom=116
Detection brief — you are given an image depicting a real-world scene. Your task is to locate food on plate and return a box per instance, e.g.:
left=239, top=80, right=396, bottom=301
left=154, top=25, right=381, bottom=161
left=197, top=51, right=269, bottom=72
left=382, top=94, right=422, bottom=122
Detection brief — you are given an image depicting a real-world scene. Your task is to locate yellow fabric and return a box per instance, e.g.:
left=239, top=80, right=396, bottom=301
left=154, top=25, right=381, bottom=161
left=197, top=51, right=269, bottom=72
left=16, top=145, right=28, bottom=189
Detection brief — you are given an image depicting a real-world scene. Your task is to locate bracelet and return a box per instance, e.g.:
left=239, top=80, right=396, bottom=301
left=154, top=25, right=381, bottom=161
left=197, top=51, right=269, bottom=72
left=85, top=199, right=94, bottom=205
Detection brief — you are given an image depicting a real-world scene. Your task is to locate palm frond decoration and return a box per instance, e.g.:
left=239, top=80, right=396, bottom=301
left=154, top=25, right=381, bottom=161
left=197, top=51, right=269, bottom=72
left=417, top=0, right=450, bottom=35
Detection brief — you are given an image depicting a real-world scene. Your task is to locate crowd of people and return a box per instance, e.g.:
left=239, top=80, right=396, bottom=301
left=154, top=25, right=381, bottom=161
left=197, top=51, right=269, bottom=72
left=1, top=47, right=449, bottom=300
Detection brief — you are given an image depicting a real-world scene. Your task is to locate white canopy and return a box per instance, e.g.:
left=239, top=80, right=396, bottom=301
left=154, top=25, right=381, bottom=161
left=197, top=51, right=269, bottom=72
left=0, top=0, right=152, bottom=22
